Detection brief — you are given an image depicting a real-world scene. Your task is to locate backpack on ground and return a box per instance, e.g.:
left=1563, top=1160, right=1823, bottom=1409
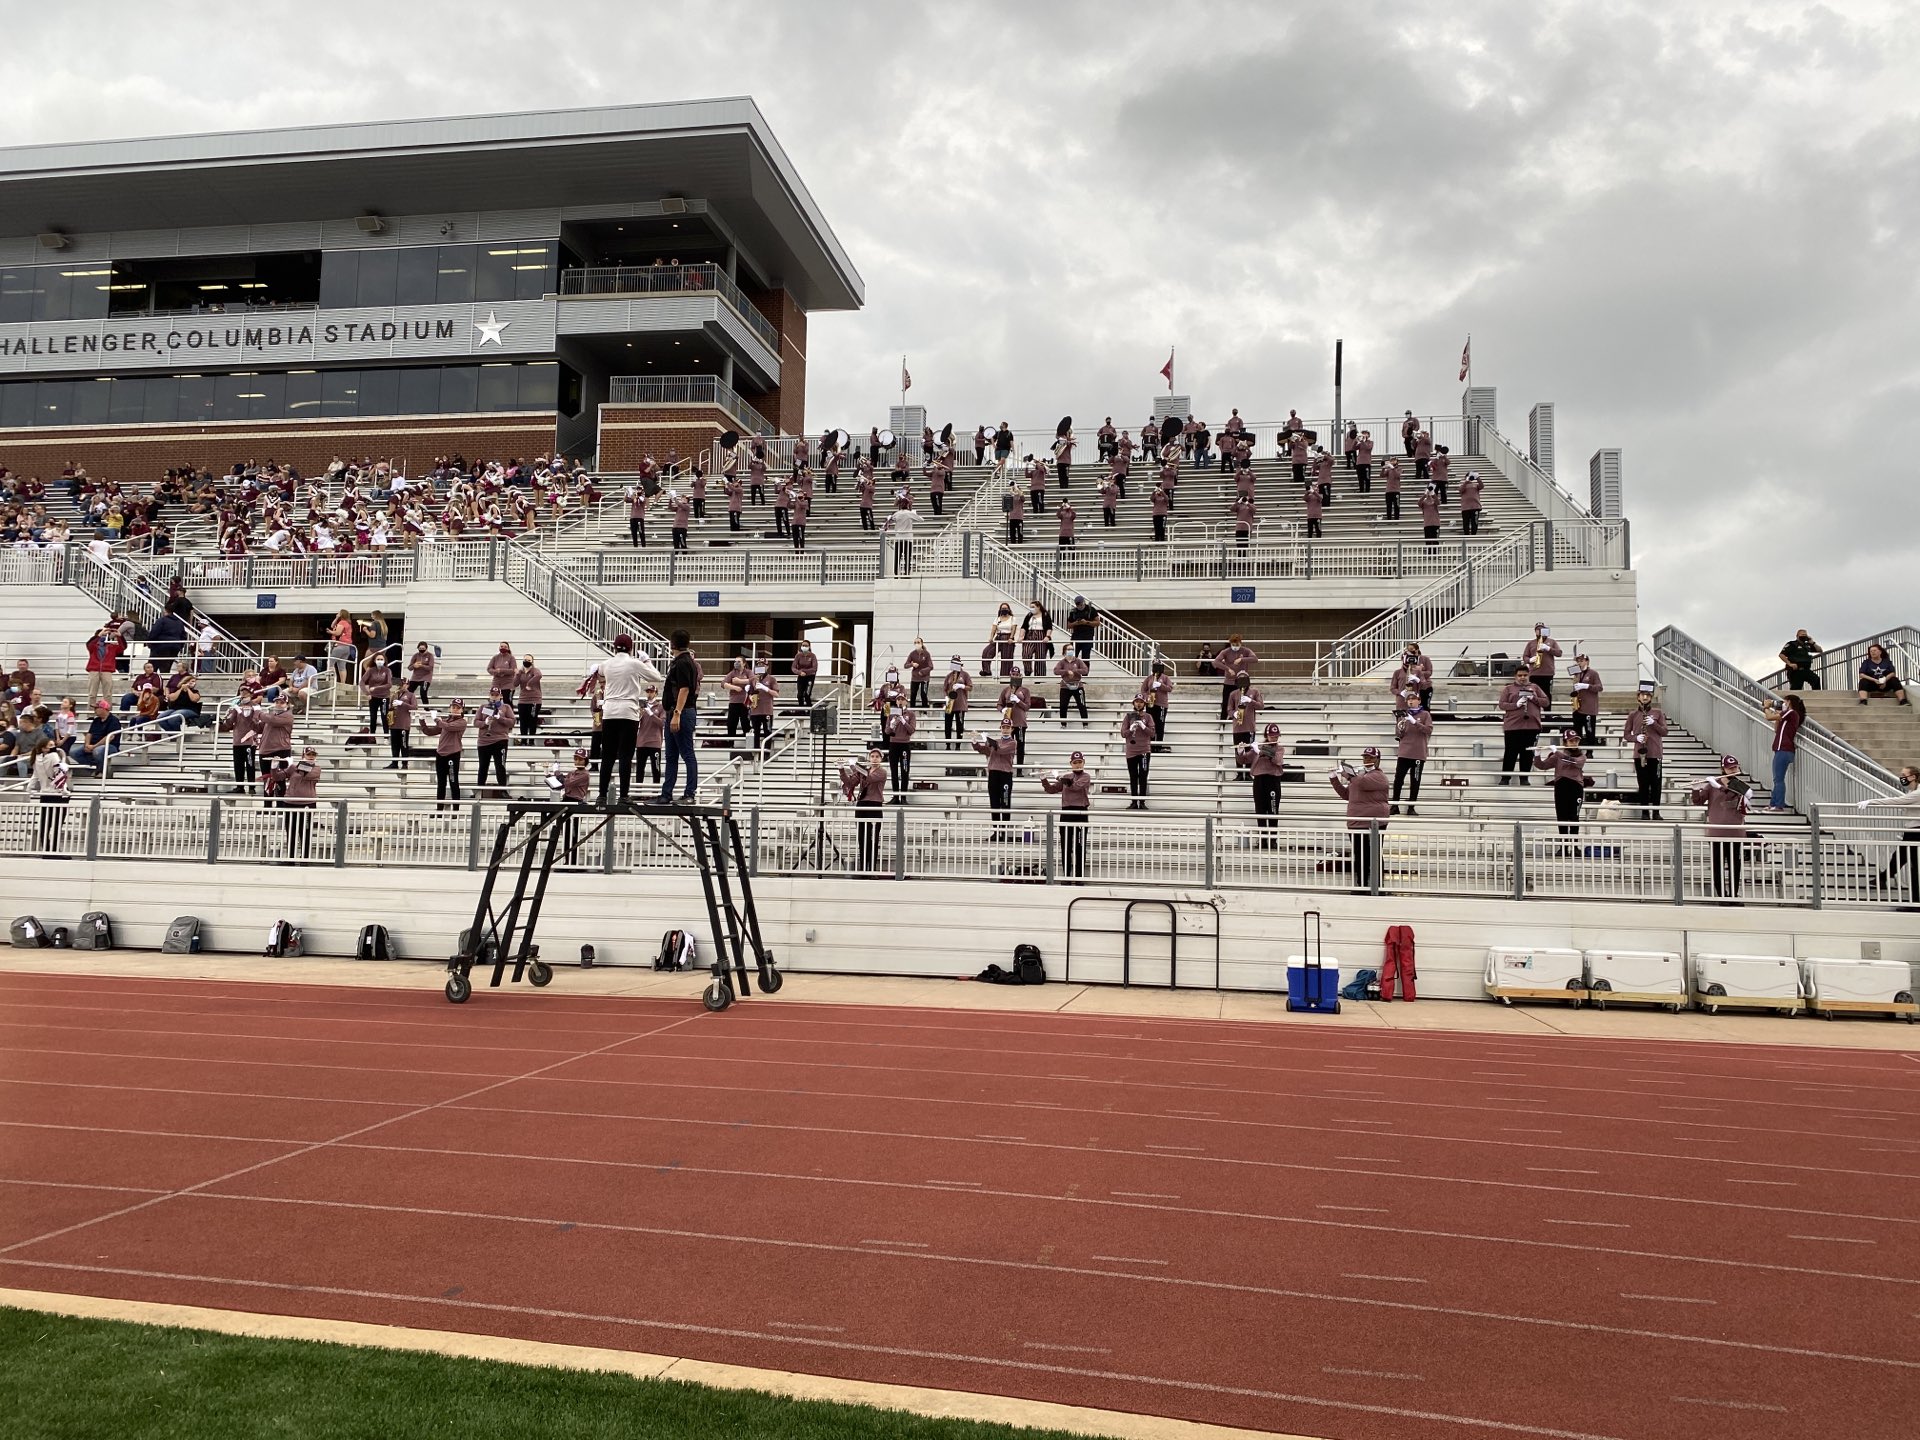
left=162, top=916, right=202, bottom=954
left=72, top=912, right=114, bottom=952
left=656, top=929, right=697, bottom=971
left=356, top=924, right=395, bottom=961
left=10, top=916, right=48, bottom=948
left=1380, top=924, right=1417, bottom=1001
left=1013, top=943, right=1045, bottom=985
left=1339, top=967, right=1380, bottom=1001
left=265, top=919, right=304, bottom=959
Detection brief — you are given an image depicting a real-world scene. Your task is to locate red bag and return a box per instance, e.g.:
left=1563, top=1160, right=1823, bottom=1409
left=1380, top=924, right=1417, bottom=1001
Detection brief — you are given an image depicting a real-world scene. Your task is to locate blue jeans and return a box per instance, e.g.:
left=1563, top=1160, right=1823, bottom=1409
left=1771, top=749, right=1794, bottom=808
left=659, top=707, right=698, bottom=800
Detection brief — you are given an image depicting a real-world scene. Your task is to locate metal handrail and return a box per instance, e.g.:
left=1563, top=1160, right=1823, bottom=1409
left=1753, top=626, right=1920, bottom=694
left=607, top=374, right=774, bottom=437
left=559, top=263, right=781, bottom=352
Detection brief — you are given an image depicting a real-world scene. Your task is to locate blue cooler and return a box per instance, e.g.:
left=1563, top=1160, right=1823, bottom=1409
left=1286, top=911, right=1341, bottom=1013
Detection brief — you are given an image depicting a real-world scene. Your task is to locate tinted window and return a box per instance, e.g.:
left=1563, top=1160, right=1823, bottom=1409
left=71, top=377, right=111, bottom=425
left=0, top=383, right=32, bottom=428
left=33, top=269, right=73, bottom=322
left=397, top=366, right=441, bottom=416
left=474, top=246, right=517, bottom=302
left=108, top=376, right=146, bottom=424
left=439, top=365, right=478, bottom=413
left=68, top=268, right=110, bottom=320
left=141, top=376, right=180, bottom=424
left=321, top=370, right=361, bottom=417
left=357, top=367, right=399, bottom=417
left=515, top=244, right=555, bottom=301
left=33, top=379, right=74, bottom=425
left=476, top=363, right=517, bottom=412
left=213, top=374, right=250, bottom=422
left=518, top=361, right=557, bottom=411
left=355, top=249, right=397, bottom=309
left=176, top=375, right=214, bottom=422
left=284, top=371, right=322, bottom=418
left=318, top=251, right=359, bottom=309
left=395, top=247, right=438, bottom=307
left=435, top=245, right=475, bottom=304
left=248, top=372, right=287, bottom=420
left=0, top=268, right=32, bottom=324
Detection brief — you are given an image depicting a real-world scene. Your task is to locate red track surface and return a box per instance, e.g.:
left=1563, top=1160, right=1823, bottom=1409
left=1, top=971, right=1916, bottom=1440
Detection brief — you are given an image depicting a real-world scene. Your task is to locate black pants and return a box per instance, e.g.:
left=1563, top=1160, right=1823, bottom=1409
left=518, top=702, right=539, bottom=736
left=1535, top=674, right=1555, bottom=706
left=476, top=741, right=508, bottom=788
left=1554, top=777, right=1583, bottom=836
left=1882, top=829, right=1920, bottom=902
left=284, top=803, right=314, bottom=860
left=1103, top=507, right=1117, bottom=527
left=1293, top=463, right=1306, bottom=483
left=599, top=717, right=638, bottom=801
left=987, top=771, right=1013, bottom=831
left=1148, top=705, right=1165, bottom=741
left=629, top=517, right=644, bottom=546
left=1571, top=711, right=1597, bottom=746
left=434, top=752, right=462, bottom=802
left=1057, top=465, right=1070, bottom=490
left=637, top=746, right=661, bottom=784
left=726, top=702, right=748, bottom=737
left=1385, top=493, right=1400, bottom=519
left=749, top=482, right=765, bottom=503
left=1075, top=639, right=1093, bottom=662
left=1786, top=668, right=1821, bottom=691
left=39, top=796, right=67, bottom=854
left=775, top=509, right=789, bottom=534
left=1127, top=753, right=1149, bottom=803
left=730, top=511, right=743, bottom=532
left=1392, top=757, right=1424, bottom=804
left=407, top=680, right=431, bottom=705
left=945, top=709, right=966, bottom=741
left=1356, top=463, right=1371, bottom=491
left=1307, top=517, right=1322, bottom=538
left=1030, top=489, right=1044, bottom=514
left=1351, top=829, right=1378, bottom=891
left=860, top=506, right=875, bottom=531
left=1007, top=519, right=1023, bottom=543
left=910, top=679, right=929, bottom=708
left=1060, top=810, right=1087, bottom=878
left=390, top=729, right=411, bottom=763
left=1634, top=755, right=1663, bottom=817
left=857, top=805, right=883, bottom=872
left=1059, top=687, right=1087, bottom=721
left=1253, top=774, right=1281, bottom=841
left=888, top=742, right=912, bottom=795
left=751, top=714, right=772, bottom=750
left=790, top=525, right=805, bottom=550
left=1712, top=839, right=1744, bottom=897
left=1500, top=730, right=1538, bottom=784
left=1058, top=534, right=1075, bottom=549
left=232, top=746, right=257, bottom=787
left=1013, top=725, right=1028, bottom=767
left=797, top=676, right=815, bottom=705
left=1219, top=685, right=1238, bottom=720
left=674, top=526, right=689, bottom=551
left=1462, top=509, right=1480, bottom=535
left=1153, top=515, right=1167, bottom=541
left=1424, top=524, right=1439, bottom=544
left=1434, top=479, right=1448, bottom=505
left=1415, top=457, right=1430, bottom=479
left=367, top=699, right=386, bottom=734
left=931, top=491, right=943, bottom=514
left=693, top=496, right=706, bottom=518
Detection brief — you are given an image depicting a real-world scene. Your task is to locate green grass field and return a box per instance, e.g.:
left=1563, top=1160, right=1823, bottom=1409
left=0, top=1306, right=1109, bottom=1440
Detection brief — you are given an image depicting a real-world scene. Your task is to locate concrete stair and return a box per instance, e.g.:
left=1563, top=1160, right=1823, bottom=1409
left=1798, top=691, right=1920, bottom=772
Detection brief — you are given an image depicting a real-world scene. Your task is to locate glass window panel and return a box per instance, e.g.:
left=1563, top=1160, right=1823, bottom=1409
left=0, top=268, right=33, bottom=325
left=435, top=244, right=475, bottom=304
left=514, top=244, right=556, bottom=301
left=321, top=370, right=361, bottom=417
left=397, top=366, right=441, bottom=416
left=284, top=371, right=322, bottom=418
left=474, top=246, right=516, bottom=302
left=517, top=361, right=557, bottom=411
left=33, top=379, right=74, bottom=426
left=176, top=375, right=214, bottom=422
left=213, top=374, right=249, bottom=422
left=356, top=366, right=399, bottom=417
left=355, top=249, right=397, bottom=309
left=395, top=247, right=438, bottom=307
left=33, top=269, right=73, bottom=322
left=1, top=383, right=34, bottom=428
left=438, top=364, right=477, bottom=414
left=70, top=377, right=111, bottom=425
left=70, top=271, right=110, bottom=320
left=475, top=363, right=517, bottom=412
left=108, top=376, right=146, bottom=424
left=318, top=251, right=358, bottom=310
left=141, top=376, right=179, bottom=424
left=247, top=372, right=286, bottom=420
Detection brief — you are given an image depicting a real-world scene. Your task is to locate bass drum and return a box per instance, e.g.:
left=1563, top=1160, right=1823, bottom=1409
left=832, top=428, right=851, bottom=451
left=877, top=429, right=896, bottom=449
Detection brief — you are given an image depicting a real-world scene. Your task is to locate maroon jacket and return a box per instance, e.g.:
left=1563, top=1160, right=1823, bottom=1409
left=362, top=665, right=392, bottom=699
left=1569, top=665, right=1603, bottom=716
left=638, top=700, right=665, bottom=748
left=486, top=651, right=517, bottom=689
left=1122, top=713, right=1156, bottom=757
left=1057, top=504, right=1077, bottom=537
left=560, top=767, right=592, bottom=800
left=999, top=684, right=1032, bottom=727
left=1395, top=710, right=1433, bottom=761
left=1331, top=766, right=1392, bottom=827
left=1689, top=777, right=1751, bottom=837
left=1236, top=740, right=1287, bottom=778
left=972, top=735, right=1018, bottom=773
left=282, top=758, right=323, bottom=802
left=1522, top=637, right=1562, bottom=677
left=1623, top=705, right=1668, bottom=760
left=1041, top=770, right=1092, bottom=808
left=408, top=650, right=435, bottom=684
left=945, top=669, right=972, bottom=711
left=388, top=694, right=415, bottom=732
left=258, top=709, right=297, bottom=756
left=1418, top=491, right=1441, bottom=524
left=1535, top=751, right=1591, bottom=786
left=1500, top=681, right=1546, bottom=732
left=514, top=666, right=543, bottom=704
left=1458, top=475, right=1484, bottom=512
left=476, top=703, right=515, bottom=745
left=793, top=648, right=819, bottom=678
left=1213, top=644, right=1256, bottom=678
left=222, top=705, right=264, bottom=748
left=905, top=646, right=933, bottom=682
left=1053, top=655, right=1088, bottom=689
left=420, top=712, right=468, bottom=756
left=845, top=763, right=887, bottom=804
left=884, top=708, right=917, bottom=744
left=1381, top=460, right=1401, bottom=493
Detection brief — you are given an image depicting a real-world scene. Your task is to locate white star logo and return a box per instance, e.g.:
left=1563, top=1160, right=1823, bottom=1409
left=475, top=311, right=509, bottom=346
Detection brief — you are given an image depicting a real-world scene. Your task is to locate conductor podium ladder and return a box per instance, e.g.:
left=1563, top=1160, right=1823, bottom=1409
left=446, top=799, right=781, bottom=1010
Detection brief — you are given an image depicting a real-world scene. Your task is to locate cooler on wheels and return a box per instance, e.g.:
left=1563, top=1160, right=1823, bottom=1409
left=1691, top=953, right=1802, bottom=1015
left=1286, top=910, right=1341, bottom=1014
left=1583, top=949, right=1686, bottom=1011
left=1801, top=957, right=1918, bottom=1022
left=1484, top=946, right=1586, bottom=1006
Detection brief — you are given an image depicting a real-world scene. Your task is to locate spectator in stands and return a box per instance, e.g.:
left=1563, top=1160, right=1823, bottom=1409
left=1499, top=664, right=1547, bottom=785
left=1021, top=602, right=1053, bottom=666
left=1777, top=630, right=1823, bottom=690
left=657, top=630, right=701, bottom=803
left=29, top=737, right=71, bottom=854
left=1860, top=766, right=1920, bottom=906
left=83, top=625, right=124, bottom=707
left=118, top=660, right=164, bottom=714
left=146, top=608, right=191, bottom=668
left=328, top=610, right=356, bottom=683
left=359, top=610, right=390, bottom=677
left=161, top=668, right=206, bottom=729
left=1330, top=749, right=1390, bottom=892
left=1065, top=597, right=1099, bottom=662
left=1691, top=755, right=1751, bottom=899
left=1536, top=730, right=1592, bottom=836
left=7, top=660, right=36, bottom=702
left=285, top=655, right=320, bottom=711
left=1393, top=695, right=1432, bottom=815
left=1857, top=643, right=1909, bottom=706
left=75, top=701, right=121, bottom=774
left=420, top=697, right=469, bottom=807
left=987, top=603, right=1019, bottom=677
left=1760, top=693, right=1804, bottom=812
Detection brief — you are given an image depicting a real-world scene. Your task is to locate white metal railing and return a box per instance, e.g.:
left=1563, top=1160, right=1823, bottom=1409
left=63, top=549, right=264, bottom=675
left=559, top=263, right=782, bottom=352
left=607, top=375, right=773, bottom=437
left=970, top=536, right=1165, bottom=678
left=987, top=535, right=1554, bottom=587
left=560, top=549, right=880, bottom=588
left=1476, top=420, right=1595, bottom=530
left=1754, top=626, right=1920, bottom=695
left=499, top=543, right=669, bottom=663
left=126, top=550, right=420, bottom=591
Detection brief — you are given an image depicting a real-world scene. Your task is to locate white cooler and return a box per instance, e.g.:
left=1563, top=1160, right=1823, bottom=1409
left=1485, top=947, right=1587, bottom=1005
left=1692, top=953, right=1803, bottom=1014
left=1584, top=949, right=1687, bottom=1010
left=1802, top=957, right=1918, bottom=1020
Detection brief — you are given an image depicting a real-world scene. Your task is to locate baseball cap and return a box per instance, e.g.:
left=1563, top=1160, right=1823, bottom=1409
left=1069, top=750, right=1084, bottom=762
left=1264, top=723, right=1280, bottom=738
left=1720, top=754, right=1740, bottom=768
left=1362, top=745, right=1380, bottom=759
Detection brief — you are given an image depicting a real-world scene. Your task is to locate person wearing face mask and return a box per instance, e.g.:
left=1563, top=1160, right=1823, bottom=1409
left=843, top=748, right=889, bottom=872
left=988, top=603, right=1019, bottom=678
left=884, top=694, right=917, bottom=799
left=258, top=695, right=297, bottom=767
left=1859, top=766, right=1920, bottom=907
left=474, top=689, right=515, bottom=791
left=1535, top=729, right=1592, bottom=837
left=1622, top=680, right=1669, bottom=819
left=905, top=638, right=933, bottom=708
left=1122, top=695, right=1156, bottom=810
left=1041, top=750, right=1092, bottom=878
left=1330, top=747, right=1391, bottom=892
left=1690, top=755, right=1752, bottom=900
left=999, top=666, right=1033, bottom=768
left=748, top=661, right=778, bottom=751
left=1237, top=722, right=1287, bottom=844
left=1393, top=694, right=1433, bottom=815
left=407, top=641, right=435, bottom=704
left=972, top=721, right=1019, bottom=839
left=282, top=745, right=323, bottom=860
left=221, top=693, right=264, bottom=792
left=514, top=654, right=544, bottom=737
left=1212, top=635, right=1256, bottom=720
left=1141, top=661, right=1174, bottom=742
left=943, top=656, right=972, bottom=747
left=1499, top=664, right=1547, bottom=785
left=1053, top=649, right=1089, bottom=726
left=793, top=639, right=819, bottom=707
left=485, top=641, right=517, bottom=697
left=635, top=684, right=665, bottom=787
left=1390, top=644, right=1433, bottom=713
left=1227, top=670, right=1262, bottom=768
left=419, top=697, right=468, bottom=808
left=1567, top=653, right=1603, bottom=747
left=722, top=652, right=753, bottom=739
left=874, top=665, right=908, bottom=723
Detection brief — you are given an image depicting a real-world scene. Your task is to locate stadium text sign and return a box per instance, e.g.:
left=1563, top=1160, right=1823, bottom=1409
left=0, top=318, right=457, bottom=358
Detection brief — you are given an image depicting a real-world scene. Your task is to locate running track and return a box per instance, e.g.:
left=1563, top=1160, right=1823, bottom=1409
left=1, top=971, right=1916, bottom=1440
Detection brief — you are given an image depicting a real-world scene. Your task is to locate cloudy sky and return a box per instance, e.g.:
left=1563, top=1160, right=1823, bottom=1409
left=6, top=0, right=1916, bottom=674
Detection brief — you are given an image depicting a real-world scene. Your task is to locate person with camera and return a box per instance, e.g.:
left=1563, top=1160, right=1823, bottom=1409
left=1759, top=693, right=1804, bottom=812
left=1041, top=751, right=1092, bottom=878
left=1499, top=663, right=1547, bottom=785
left=1622, top=680, right=1668, bottom=819
left=1330, top=748, right=1391, bottom=892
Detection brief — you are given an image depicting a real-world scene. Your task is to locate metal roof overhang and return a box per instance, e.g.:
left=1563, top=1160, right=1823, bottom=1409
left=0, top=99, right=862, bottom=312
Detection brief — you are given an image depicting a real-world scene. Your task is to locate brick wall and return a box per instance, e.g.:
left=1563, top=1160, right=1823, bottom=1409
left=0, top=412, right=558, bottom=483
left=595, top=404, right=734, bottom=473
left=745, top=287, right=807, bottom=436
